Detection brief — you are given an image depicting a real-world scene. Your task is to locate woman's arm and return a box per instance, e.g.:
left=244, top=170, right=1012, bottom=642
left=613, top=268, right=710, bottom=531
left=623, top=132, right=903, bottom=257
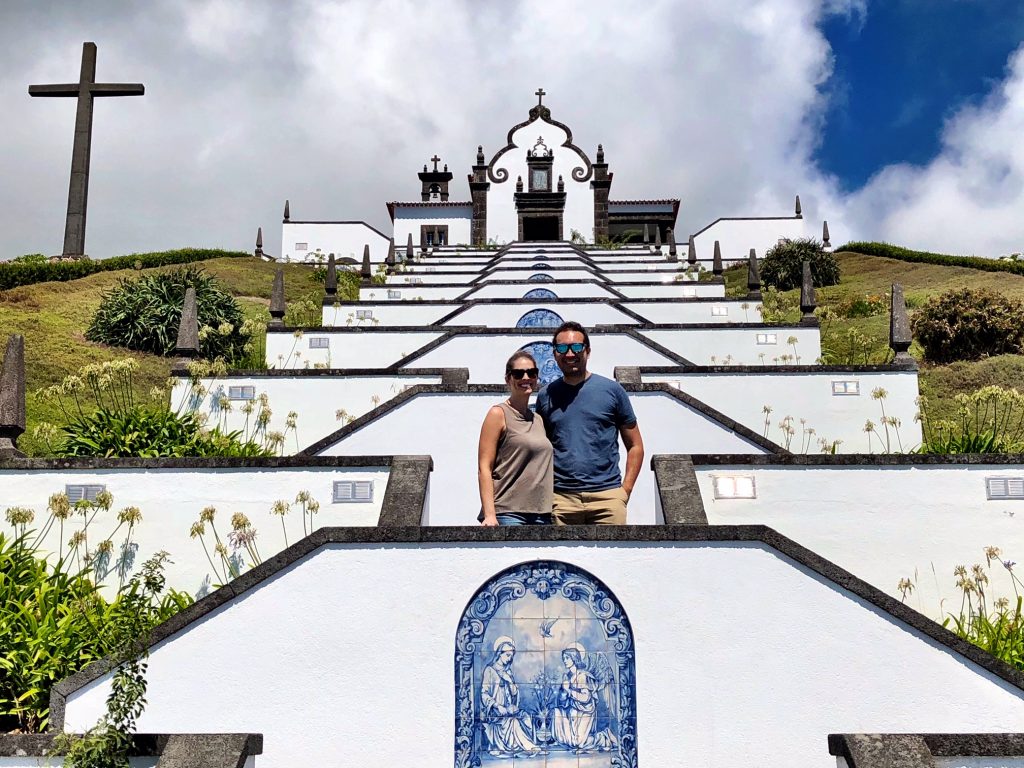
left=477, top=406, right=506, bottom=526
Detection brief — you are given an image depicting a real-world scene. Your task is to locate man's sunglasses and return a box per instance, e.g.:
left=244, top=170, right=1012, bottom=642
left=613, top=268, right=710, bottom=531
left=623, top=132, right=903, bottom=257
left=509, top=368, right=539, bottom=380
left=553, top=342, right=586, bottom=354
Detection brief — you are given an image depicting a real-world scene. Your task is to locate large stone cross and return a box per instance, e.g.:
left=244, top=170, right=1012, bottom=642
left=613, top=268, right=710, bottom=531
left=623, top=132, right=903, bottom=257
left=29, top=42, right=144, bottom=257
left=430, top=154, right=441, bottom=172
left=535, top=87, right=546, bottom=106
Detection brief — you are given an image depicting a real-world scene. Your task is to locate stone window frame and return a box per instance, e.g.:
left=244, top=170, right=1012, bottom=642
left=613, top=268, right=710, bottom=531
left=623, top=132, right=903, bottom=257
left=420, top=224, right=449, bottom=247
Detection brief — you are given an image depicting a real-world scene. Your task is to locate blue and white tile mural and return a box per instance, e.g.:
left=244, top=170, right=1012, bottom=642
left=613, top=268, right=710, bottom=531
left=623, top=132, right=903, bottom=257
left=523, top=288, right=558, bottom=300
left=528, top=273, right=555, bottom=282
left=455, top=561, right=637, bottom=768
left=518, top=342, right=560, bottom=386
left=517, top=309, right=565, bottom=329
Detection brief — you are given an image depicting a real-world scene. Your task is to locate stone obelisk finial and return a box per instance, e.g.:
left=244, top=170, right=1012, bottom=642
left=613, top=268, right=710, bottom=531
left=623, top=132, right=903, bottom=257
left=799, top=261, right=818, bottom=326
left=890, top=282, right=915, bottom=366
left=405, top=233, right=414, bottom=263
left=667, top=228, right=677, bottom=261
left=747, top=248, right=762, bottom=300
left=712, top=240, right=723, bottom=276
left=643, top=223, right=650, bottom=244
left=654, top=226, right=662, bottom=254
left=361, top=245, right=372, bottom=280
left=324, top=253, right=337, bottom=300
left=283, top=199, right=290, bottom=222
left=385, top=238, right=396, bottom=269
left=172, top=287, right=200, bottom=373
left=822, top=220, right=831, bottom=252
left=269, top=268, right=286, bottom=328
left=687, top=235, right=697, bottom=265
left=0, top=335, right=26, bottom=458
left=794, top=194, right=803, bottom=218
left=254, top=227, right=264, bottom=259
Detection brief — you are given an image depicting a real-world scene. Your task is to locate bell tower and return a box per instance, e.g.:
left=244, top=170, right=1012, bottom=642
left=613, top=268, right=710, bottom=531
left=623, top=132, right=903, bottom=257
left=418, top=154, right=453, bottom=202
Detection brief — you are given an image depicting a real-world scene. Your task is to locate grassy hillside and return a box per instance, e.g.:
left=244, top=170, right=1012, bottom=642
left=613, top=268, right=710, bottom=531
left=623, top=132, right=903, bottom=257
left=0, top=256, right=334, bottom=456
left=4, top=248, right=1024, bottom=455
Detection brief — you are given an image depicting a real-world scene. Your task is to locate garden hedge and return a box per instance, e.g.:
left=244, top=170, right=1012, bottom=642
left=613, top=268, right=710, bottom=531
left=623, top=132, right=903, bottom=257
left=0, top=248, right=250, bottom=291
left=838, top=241, right=1024, bottom=276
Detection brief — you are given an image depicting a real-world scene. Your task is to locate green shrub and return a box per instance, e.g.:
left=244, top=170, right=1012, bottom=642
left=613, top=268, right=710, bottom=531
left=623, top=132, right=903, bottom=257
left=0, top=248, right=248, bottom=291
left=912, top=288, right=1024, bottom=363
left=760, top=237, right=840, bottom=291
left=0, top=531, right=190, bottom=732
left=86, top=266, right=247, bottom=359
left=917, top=386, right=1024, bottom=454
left=10, top=253, right=48, bottom=265
left=839, top=241, right=1024, bottom=276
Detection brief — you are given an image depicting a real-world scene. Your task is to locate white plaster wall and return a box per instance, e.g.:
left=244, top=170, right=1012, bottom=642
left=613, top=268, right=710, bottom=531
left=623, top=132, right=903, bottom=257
left=624, top=301, right=764, bottom=324
left=604, top=269, right=696, bottom=283
left=465, top=282, right=619, bottom=299
left=393, top=207, right=472, bottom=246
left=0, top=466, right=389, bottom=595
left=693, top=465, right=1024, bottom=619
left=639, top=327, right=822, bottom=365
left=403, top=263, right=486, bottom=273
left=614, top=283, right=726, bottom=299
left=318, top=391, right=765, bottom=524
left=62, top=542, right=1024, bottom=768
left=482, top=269, right=597, bottom=282
left=385, top=272, right=474, bottom=285
left=442, top=303, right=638, bottom=327
left=495, top=257, right=591, bottom=268
left=172, top=374, right=443, bottom=451
left=407, top=333, right=680, bottom=382
left=589, top=251, right=667, bottom=264
left=321, top=303, right=453, bottom=327
left=280, top=222, right=390, bottom=264
left=692, top=217, right=809, bottom=264
left=486, top=118, right=595, bottom=243
left=357, top=284, right=469, bottom=301
left=265, top=330, right=443, bottom=369
left=645, top=369, right=922, bottom=452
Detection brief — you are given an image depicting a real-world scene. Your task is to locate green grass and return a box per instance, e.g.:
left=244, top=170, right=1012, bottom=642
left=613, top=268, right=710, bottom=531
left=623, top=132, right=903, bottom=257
left=0, top=255, right=337, bottom=456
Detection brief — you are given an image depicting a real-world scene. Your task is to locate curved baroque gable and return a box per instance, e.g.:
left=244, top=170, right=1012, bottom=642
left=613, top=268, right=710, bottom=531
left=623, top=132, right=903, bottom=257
left=486, top=103, right=594, bottom=184
left=454, top=560, right=638, bottom=767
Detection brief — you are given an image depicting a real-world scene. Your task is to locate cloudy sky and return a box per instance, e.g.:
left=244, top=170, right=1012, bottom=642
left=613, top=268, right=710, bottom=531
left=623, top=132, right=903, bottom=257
left=2, top=0, right=1023, bottom=259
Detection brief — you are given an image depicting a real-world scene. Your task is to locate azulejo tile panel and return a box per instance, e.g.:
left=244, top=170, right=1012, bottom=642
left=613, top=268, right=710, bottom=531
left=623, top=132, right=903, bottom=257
left=517, top=342, right=560, bottom=386
left=517, top=309, right=565, bottom=330
left=455, top=561, right=637, bottom=768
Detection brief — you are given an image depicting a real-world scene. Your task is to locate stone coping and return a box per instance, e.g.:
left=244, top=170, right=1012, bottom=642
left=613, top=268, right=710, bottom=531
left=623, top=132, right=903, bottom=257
left=49, top=523, right=1024, bottom=731
left=686, top=453, right=1024, bottom=466
left=270, top=322, right=813, bottom=334
left=0, top=455, right=419, bottom=471
left=319, top=296, right=757, bottom=306
left=690, top=214, right=802, bottom=238
left=0, top=733, right=263, bottom=766
left=355, top=277, right=726, bottom=289
left=639, top=363, right=918, bottom=374
left=828, top=733, right=1024, bottom=767
left=297, top=382, right=784, bottom=456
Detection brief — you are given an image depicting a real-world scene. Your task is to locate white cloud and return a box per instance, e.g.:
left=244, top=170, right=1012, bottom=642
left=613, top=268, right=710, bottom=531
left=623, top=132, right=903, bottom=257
left=0, top=0, right=1019, bottom=259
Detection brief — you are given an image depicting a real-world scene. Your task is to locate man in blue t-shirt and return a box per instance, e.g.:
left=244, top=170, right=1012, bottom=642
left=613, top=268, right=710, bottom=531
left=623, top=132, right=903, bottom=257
left=535, top=321, right=645, bottom=525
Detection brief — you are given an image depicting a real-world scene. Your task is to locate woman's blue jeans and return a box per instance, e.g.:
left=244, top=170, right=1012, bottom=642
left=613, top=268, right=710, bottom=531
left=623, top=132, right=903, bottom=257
left=496, top=512, right=553, bottom=526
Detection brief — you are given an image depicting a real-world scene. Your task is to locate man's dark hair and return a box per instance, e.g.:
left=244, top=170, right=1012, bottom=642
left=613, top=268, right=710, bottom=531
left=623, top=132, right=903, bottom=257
left=552, top=321, right=590, bottom=350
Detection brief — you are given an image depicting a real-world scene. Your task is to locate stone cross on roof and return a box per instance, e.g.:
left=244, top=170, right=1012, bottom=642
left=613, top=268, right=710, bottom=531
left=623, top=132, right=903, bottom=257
left=430, top=154, right=441, bottom=172
left=535, top=87, right=546, bottom=105
left=29, top=42, right=144, bottom=258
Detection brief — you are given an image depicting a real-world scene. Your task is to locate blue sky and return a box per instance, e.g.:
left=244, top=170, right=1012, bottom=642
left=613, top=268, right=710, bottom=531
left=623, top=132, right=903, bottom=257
left=819, top=0, right=1024, bottom=190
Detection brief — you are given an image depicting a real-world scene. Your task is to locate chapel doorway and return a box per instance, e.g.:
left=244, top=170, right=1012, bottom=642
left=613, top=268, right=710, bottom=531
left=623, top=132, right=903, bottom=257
left=522, top=216, right=560, bottom=241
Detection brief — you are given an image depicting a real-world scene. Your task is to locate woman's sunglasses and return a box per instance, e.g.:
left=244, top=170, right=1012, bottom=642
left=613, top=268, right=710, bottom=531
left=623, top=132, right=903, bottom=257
left=509, top=367, right=539, bottom=380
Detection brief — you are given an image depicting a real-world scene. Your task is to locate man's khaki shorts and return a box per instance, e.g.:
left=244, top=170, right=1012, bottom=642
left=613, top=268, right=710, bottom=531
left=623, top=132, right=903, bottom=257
left=552, top=487, right=628, bottom=525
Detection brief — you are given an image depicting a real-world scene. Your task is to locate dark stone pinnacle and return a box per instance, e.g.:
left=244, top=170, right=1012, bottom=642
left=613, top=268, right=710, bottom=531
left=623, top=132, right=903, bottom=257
left=29, top=42, right=144, bottom=257
left=0, top=334, right=26, bottom=458
left=747, top=248, right=762, bottom=300
left=269, top=268, right=286, bottom=328
left=687, top=235, right=697, bottom=265
left=324, top=253, right=337, bottom=298
left=283, top=199, right=290, bottom=221
left=794, top=194, right=802, bottom=218
left=712, top=240, right=723, bottom=275
left=822, top=219, right=831, bottom=249
left=361, top=244, right=372, bottom=279
left=254, top=226, right=263, bottom=258
left=405, top=233, right=414, bottom=262
left=800, top=260, right=818, bottom=326
left=654, top=226, right=662, bottom=253
left=172, top=287, right=199, bottom=374
left=385, top=238, right=396, bottom=268
left=667, top=228, right=677, bottom=260
left=890, top=282, right=915, bottom=366
left=643, top=223, right=650, bottom=244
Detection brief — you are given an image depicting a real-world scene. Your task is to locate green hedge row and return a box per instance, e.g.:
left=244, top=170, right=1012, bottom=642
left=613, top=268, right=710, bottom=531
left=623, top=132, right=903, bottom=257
left=838, top=241, right=1024, bottom=276
left=0, top=248, right=250, bottom=291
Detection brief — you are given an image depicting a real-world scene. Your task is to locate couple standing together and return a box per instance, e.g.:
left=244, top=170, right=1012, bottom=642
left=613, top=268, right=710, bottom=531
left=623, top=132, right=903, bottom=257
left=478, top=321, right=645, bottom=526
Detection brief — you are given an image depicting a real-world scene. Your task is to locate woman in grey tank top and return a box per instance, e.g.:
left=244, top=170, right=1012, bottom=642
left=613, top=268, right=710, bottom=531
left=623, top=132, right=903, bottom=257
left=477, top=351, right=554, bottom=526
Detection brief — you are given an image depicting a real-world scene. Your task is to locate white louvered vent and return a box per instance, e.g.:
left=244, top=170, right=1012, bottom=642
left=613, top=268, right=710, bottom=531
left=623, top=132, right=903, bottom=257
left=387, top=289, right=401, bottom=299
left=65, top=484, right=107, bottom=504
left=987, top=477, right=1024, bottom=500
left=712, top=475, right=757, bottom=500
left=756, top=333, right=778, bottom=345
left=711, top=306, right=729, bottom=317
left=831, top=380, right=860, bottom=396
left=227, top=385, right=256, bottom=400
left=295, top=242, right=308, bottom=251
left=308, top=337, right=330, bottom=349
left=356, top=309, right=374, bottom=320
left=333, top=480, right=374, bottom=503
